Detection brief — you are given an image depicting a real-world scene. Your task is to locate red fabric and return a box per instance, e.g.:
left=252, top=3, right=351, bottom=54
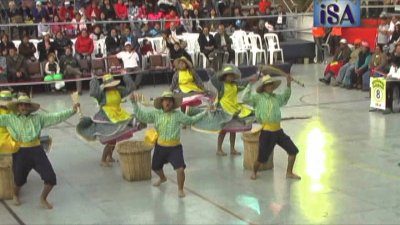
left=312, top=27, right=325, bottom=38
left=341, top=27, right=377, bottom=49
left=114, top=3, right=128, bottom=19
left=85, top=5, right=101, bottom=20
left=165, top=11, right=180, bottom=29
left=75, top=35, right=94, bottom=54
left=324, top=61, right=343, bottom=77
left=137, top=5, right=148, bottom=19
left=140, top=43, right=154, bottom=55
left=59, top=6, right=74, bottom=21
left=259, top=0, right=271, bottom=13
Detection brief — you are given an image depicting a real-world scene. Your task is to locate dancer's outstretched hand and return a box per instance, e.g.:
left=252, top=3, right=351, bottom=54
left=130, top=93, right=139, bottom=103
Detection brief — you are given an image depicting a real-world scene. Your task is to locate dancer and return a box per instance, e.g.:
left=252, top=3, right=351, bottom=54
left=242, top=75, right=301, bottom=180
left=130, top=91, right=207, bottom=198
left=76, top=74, right=145, bottom=167
left=210, top=64, right=255, bottom=156
left=0, top=90, right=18, bottom=155
left=0, top=95, right=79, bottom=209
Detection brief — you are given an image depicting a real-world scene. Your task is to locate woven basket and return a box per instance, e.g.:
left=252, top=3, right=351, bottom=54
left=242, top=130, right=274, bottom=171
left=0, top=156, right=14, bottom=200
left=116, top=141, right=153, bottom=181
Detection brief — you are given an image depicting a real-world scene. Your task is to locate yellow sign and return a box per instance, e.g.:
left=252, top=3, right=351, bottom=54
left=370, top=77, right=386, bottom=110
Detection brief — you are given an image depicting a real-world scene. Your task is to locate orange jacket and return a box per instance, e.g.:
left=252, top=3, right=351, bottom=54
left=312, top=27, right=325, bottom=38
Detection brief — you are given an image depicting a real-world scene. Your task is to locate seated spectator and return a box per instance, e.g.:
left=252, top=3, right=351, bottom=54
left=181, top=0, right=193, bottom=12
left=0, top=34, right=16, bottom=56
left=38, top=17, right=50, bottom=39
left=32, top=1, right=48, bottom=23
left=64, top=18, right=76, bottom=38
left=168, top=41, right=193, bottom=65
left=192, top=9, right=202, bottom=33
left=6, top=47, right=29, bottom=91
left=214, top=23, right=234, bottom=65
left=200, top=0, right=212, bottom=17
left=54, top=31, right=73, bottom=59
left=319, top=38, right=351, bottom=85
left=44, top=53, right=65, bottom=92
left=135, top=23, right=150, bottom=39
left=207, top=9, right=219, bottom=32
left=377, top=15, right=390, bottom=49
left=181, top=9, right=193, bottom=33
left=246, top=8, right=258, bottom=32
left=233, top=7, right=245, bottom=30
left=101, top=0, right=116, bottom=20
left=345, top=41, right=371, bottom=89
left=386, top=57, right=400, bottom=79
left=72, top=13, right=87, bottom=35
left=50, top=15, right=63, bottom=37
left=140, top=39, right=154, bottom=56
left=388, top=24, right=400, bottom=53
left=136, top=4, right=149, bottom=20
left=168, top=22, right=183, bottom=40
left=164, top=10, right=180, bottom=30
left=90, top=25, right=106, bottom=41
left=85, top=0, right=101, bottom=21
left=273, top=5, right=287, bottom=41
left=59, top=47, right=82, bottom=93
left=115, top=0, right=128, bottom=20
left=18, top=35, right=36, bottom=62
left=59, top=1, right=74, bottom=22
left=259, top=0, right=271, bottom=15
left=21, top=1, right=34, bottom=37
left=8, top=0, right=24, bottom=40
left=75, top=29, right=94, bottom=60
left=336, top=39, right=362, bottom=86
left=149, top=23, right=162, bottom=37
left=47, top=0, right=57, bottom=21
left=198, top=26, right=217, bottom=67
left=37, top=32, right=55, bottom=62
left=120, top=26, right=139, bottom=50
left=116, top=42, right=141, bottom=88
left=105, top=28, right=121, bottom=55
left=362, top=45, right=388, bottom=91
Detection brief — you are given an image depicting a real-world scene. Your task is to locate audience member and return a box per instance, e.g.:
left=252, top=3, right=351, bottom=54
left=59, top=47, right=82, bottom=93
left=75, top=29, right=94, bottom=60
left=18, top=35, right=37, bottom=62
left=105, top=28, right=121, bottom=55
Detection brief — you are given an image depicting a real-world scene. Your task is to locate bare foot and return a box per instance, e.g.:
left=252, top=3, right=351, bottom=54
left=216, top=150, right=227, bottom=156
left=230, top=149, right=241, bottom=156
left=40, top=199, right=53, bottom=210
left=286, top=173, right=301, bottom=180
left=100, top=161, right=112, bottom=167
left=152, top=178, right=167, bottom=187
left=107, top=157, right=116, bottom=163
left=178, top=190, right=186, bottom=198
left=250, top=173, right=257, bottom=180
left=13, top=196, right=21, bottom=206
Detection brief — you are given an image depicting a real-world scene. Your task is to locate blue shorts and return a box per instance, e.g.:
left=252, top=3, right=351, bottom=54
left=152, top=144, right=186, bottom=171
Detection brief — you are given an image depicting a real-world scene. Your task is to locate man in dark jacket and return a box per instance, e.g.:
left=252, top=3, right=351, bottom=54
left=6, top=47, right=29, bottom=93
left=18, top=35, right=36, bottom=62
left=105, top=28, right=121, bottom=55
left=213, top=23, right=234, bottom=68
left=198, top=26, right=217, bottom=67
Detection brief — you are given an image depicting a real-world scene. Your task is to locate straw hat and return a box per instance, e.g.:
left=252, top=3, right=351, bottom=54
left=173, top=56, right=193, bottom=69
left=256, top=75, right=282, bottom=93
left=0, top=90, right=13, bottom=107
left=101, top=74, right=120, bottom=89
left=217, top=64, right=242, bottom=81
left=153, top=91, right=182, bottom=110
left=7, top=95, right=40, bottom=113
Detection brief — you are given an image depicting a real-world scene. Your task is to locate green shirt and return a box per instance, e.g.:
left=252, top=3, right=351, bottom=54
left=0, top=109, right=75, bottom=142
left=132, top=102, right=206, bottom=142
left=242, top=85, right=291, bottom=123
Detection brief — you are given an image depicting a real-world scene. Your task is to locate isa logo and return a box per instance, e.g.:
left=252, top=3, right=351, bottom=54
left=314, top=0, right=361, bottom=27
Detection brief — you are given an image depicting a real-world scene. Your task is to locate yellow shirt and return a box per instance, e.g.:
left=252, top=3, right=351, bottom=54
left=102, top=90, right=132, bottom=123
left=0, top=108, right=18, bottom=155
left=178, top=70, right=203, bottom=94
left=220, top=83, right=252, bottom=118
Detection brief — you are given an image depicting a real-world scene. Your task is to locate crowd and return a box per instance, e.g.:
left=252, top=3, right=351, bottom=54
left=317, top=14, right=400, bottom=98
left=0, top=0, right=289, bottom=95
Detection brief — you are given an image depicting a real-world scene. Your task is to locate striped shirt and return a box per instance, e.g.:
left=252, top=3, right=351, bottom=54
left=242, top=85, right=291, bottom=124
left=132, top=102, right=206, bottom=142
left=0, top=109, right=75, bottom=143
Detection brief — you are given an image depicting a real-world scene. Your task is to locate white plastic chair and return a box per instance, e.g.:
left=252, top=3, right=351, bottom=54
left=263, top=33, right=284, bottom=64
left=230, top=35, right=249, bottom=66
left=248, top=33, right=267, bottom=66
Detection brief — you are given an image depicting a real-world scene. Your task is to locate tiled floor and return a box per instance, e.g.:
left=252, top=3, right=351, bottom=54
left=1, top=63, right=400, bottom=225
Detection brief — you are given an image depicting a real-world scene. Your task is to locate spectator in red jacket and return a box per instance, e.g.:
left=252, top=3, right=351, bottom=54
left=115, top=0, right=128, bottom=20
left=59, top=1, right=74, bottom=21
left=85, top=0, right=101, bottom=21
left=259, top=0, right=271, bottom=15
left=75, top=29, right=94, bottom=60
left=164, top=10, right=180, bottom=29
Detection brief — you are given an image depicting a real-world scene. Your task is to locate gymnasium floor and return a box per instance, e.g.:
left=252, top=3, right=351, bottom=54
left=1, top=63, right=400, bottom=225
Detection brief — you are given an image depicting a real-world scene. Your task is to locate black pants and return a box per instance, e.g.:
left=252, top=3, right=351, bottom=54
left=258, top=129, right=299, bottom=163
left=12, top=146, right=57, bottom=186
left=152, top=144, right=186, bottom=171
